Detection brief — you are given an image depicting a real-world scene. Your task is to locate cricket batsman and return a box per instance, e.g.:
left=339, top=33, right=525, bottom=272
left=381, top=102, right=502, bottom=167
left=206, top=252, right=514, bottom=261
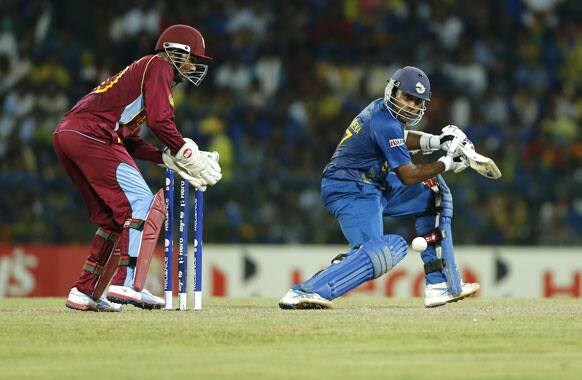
left=53, top=25, right=221, bottom=311
left=279, top=66, right=481, bottom=309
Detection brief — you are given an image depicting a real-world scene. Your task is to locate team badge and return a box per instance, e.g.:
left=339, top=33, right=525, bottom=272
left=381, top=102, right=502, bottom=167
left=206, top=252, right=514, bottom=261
left=415, top=82, right=425, bottom=94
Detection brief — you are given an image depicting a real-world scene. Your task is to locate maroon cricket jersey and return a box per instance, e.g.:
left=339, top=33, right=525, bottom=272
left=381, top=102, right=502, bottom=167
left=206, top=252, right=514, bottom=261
left=56, top=55, right=185, bottom=161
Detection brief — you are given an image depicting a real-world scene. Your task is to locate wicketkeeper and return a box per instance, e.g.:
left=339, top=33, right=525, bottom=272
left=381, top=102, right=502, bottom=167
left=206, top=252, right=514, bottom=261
left=53, top=25, right=221, bottom=312
left=280, top=66, right=491, bottom=309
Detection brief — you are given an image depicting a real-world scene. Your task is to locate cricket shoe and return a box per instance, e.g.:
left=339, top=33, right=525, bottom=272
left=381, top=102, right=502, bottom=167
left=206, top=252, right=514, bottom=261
left=66, top=287, right=123, bottom=312
left=278, top=289, right=334, bottom=310
left=424, top=282, right=480, bottom=308
left=107, top=285, right=164, bottom=310
left=95, top=295, right=123, bottom=312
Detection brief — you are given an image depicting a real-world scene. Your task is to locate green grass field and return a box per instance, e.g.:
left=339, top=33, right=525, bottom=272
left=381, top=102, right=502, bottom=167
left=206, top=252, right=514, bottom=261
left=1, top=298, right=581, bottom=380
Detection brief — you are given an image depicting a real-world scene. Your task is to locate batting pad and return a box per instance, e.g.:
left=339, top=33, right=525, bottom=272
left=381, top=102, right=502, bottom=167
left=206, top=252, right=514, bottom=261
left=300, top=235, right=407, bottom=300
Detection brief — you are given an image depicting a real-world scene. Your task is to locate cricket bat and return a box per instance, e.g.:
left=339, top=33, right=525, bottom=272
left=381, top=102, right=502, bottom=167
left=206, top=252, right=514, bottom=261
left=461, top=144, right=502, bottom=179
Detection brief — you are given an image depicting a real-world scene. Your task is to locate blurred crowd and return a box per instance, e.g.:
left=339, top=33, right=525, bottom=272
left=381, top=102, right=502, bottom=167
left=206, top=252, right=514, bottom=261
left=0, top=0, right=580, bottom=245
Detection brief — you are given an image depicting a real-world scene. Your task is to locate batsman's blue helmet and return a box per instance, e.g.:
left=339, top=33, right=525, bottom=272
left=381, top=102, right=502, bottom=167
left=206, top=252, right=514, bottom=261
left=384, top=66, right=431, bottom=126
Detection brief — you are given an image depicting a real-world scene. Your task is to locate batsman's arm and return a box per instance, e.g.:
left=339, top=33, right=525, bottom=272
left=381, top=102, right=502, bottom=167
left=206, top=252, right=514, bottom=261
left=404, top=130, right=421, bottom=151
left=396, top=134, right=467, bottom=184
left=394, top=161, right=446, bottom=185
left=405, top=130, right=441, bottom=154
left=405, top=129, right=466, bottom=155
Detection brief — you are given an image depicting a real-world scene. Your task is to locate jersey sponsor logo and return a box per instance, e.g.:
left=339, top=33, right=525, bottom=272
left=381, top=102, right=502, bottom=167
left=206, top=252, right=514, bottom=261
left=415, top=82, right=426, bottom=94
left=389, top=138, right=405, bottom=148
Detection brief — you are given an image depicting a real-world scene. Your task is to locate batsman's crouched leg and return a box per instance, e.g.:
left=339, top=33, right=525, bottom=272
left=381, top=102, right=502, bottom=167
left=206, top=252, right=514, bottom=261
left=278, top=235, right=408, bottom=309
left=435, top=175, right=464, bottom=295
left=415, top=215, right=447, bottom=285
left=417, top=176, right=479, bottom=307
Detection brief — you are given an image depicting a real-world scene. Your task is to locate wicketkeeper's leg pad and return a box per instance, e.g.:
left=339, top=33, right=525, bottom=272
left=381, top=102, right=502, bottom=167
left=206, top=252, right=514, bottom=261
left=299, top=234, right=408, bottom=300
left=111, top=227, right=130, bottom=286
left=90, top=228, right=121, bottom=300
left=133, top=188, right=165, bottom=291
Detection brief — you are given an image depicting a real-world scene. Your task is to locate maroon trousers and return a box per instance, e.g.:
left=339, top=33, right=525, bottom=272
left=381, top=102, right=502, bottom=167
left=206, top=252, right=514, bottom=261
left=53, top=127, right=143, bottom=295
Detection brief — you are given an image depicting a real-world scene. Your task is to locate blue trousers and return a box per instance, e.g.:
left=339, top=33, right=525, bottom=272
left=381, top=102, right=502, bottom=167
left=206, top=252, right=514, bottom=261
left=321, top=172, right=446, bottom=284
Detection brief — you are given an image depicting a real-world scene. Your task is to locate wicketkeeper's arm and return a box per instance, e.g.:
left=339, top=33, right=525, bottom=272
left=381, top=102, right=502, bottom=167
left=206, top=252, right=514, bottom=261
left=123, top=135, right=163, bottom=164
left=142, top=58, right=187, bottom=154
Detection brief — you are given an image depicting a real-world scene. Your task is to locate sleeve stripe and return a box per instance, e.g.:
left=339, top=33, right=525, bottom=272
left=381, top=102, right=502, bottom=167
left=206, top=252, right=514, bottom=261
left=140, top=56, right=159, bottom=93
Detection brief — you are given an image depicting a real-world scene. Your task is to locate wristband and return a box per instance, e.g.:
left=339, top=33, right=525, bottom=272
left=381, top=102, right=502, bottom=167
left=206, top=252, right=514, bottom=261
left=420, top=134, right=440, bottom=153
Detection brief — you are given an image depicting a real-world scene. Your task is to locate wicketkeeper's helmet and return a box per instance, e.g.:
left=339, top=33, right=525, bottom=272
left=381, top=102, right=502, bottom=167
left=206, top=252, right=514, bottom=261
left=155, top=24, right=211, bottom=86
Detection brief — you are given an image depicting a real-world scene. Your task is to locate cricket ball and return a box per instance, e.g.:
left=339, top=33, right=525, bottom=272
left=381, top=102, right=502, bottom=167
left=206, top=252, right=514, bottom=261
left=411, top=237, right=428, bottom=252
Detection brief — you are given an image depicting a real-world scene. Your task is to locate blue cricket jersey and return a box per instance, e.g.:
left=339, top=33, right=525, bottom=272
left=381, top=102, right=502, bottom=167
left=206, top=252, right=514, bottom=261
left=323, top=98, right=411, bottom=187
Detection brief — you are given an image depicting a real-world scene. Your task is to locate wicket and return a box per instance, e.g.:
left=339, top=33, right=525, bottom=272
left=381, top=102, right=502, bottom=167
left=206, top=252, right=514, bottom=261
left=163, top=168, right=204, bottom=311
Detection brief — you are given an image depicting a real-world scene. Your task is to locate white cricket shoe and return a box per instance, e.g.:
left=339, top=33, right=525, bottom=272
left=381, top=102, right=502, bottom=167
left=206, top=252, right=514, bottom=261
left=96, top=295, right=123, bottom=312
left=107, top=285, right=165, bottom=310
left=65, top=287, right=122, bottom=312
left=66, top=287, right=96, bottom=311
left=424, top=282, right=480, bottom=308
left=278, top=289, right=334, bottom=310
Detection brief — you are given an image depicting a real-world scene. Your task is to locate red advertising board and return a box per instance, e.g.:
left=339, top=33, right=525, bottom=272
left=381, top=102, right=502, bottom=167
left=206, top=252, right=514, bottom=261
left=0, top=244, right=164, bottom=297
left=0, top=245, right=86, bottom=297
left=1, top=244, right=580, bottom=298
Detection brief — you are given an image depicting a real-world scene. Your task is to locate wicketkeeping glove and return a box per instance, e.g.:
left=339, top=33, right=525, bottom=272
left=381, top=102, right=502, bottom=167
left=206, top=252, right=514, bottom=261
left=173, top=138, right=222, bottom=186
left=162, top=148, right=208, bottom=191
